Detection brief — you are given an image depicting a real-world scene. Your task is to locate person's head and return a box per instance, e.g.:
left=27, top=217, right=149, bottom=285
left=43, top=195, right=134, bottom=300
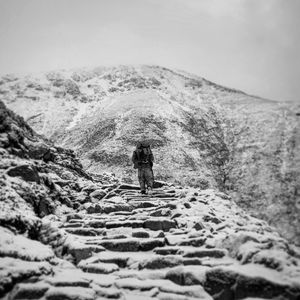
left=136, top=140, right=151, bottom=149
left=136, top=142, right=142, bottom=149
left=141, top=141, right=150, bottom=148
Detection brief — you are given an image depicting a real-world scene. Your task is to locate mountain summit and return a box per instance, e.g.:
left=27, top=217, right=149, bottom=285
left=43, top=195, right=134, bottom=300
left=1, top=65, right=299, bottom=244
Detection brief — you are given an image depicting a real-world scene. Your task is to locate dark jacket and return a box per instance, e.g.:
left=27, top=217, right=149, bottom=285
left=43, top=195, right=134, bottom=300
left=132, top=147, right=154, bottom=169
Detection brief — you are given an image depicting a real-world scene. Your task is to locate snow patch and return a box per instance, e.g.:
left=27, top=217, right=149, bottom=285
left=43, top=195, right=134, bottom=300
left=66, top=103, right=88, bottom=130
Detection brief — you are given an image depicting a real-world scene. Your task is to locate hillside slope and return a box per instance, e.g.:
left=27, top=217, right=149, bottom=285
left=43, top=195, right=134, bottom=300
left=1, top=65, right=299, bottom=245
left=1, top=100, right=300, bottom=300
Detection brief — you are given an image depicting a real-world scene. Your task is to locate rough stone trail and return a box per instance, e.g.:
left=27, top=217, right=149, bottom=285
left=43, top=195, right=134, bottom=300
left=2, top=183, right=300, bottom=300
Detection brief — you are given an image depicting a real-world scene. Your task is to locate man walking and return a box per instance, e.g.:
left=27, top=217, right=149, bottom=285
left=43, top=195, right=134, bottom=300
left=132, top=141, right=154, bottom=194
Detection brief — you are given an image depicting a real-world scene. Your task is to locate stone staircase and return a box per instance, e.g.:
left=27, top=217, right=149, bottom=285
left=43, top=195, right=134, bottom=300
left=3, top=185, right=300, bottom=300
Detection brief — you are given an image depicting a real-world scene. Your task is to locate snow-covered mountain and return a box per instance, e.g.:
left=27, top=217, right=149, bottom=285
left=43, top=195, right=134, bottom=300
left=1, top=65, right=299, bottom=245
left=1, top=100, right=300, bottom=299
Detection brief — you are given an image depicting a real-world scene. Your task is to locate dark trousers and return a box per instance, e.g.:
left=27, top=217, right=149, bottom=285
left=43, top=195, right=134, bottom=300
left=138, top=167, right=154, bottom=191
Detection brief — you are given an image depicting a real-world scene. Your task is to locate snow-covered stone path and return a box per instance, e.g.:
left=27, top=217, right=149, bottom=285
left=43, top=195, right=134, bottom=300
left=2, top=184, right=300, bottom=300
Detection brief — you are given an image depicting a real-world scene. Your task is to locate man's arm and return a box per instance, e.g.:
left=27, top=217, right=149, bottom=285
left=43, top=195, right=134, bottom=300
left=149, top=152, right=154, bottom=168
left=132, top=151, right=137, bottom=164
left=149, top=153, right=154, bottom=163
left=132, top=151, right=139, bottom=169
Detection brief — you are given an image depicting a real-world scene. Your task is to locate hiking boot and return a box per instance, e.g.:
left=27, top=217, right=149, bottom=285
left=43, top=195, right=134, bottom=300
left=141, top=190, right=147, bottom=195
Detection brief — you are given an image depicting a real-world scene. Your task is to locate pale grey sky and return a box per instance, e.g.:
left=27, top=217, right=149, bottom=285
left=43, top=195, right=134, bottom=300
left=0, top=0, right=299, bottom=102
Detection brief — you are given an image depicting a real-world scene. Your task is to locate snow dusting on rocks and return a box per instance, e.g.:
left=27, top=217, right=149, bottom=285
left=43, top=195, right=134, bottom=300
left=0, top=100, right=299, bottom=299
left=1, top=65, right=299, bottom=246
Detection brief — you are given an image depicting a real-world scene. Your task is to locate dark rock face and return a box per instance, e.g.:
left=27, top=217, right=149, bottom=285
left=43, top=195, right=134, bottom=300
left=0, top=100, right=96, bottom=221
left=7, top=164, right=40, bottom=182
left=1, top=65, right=299, bottom=245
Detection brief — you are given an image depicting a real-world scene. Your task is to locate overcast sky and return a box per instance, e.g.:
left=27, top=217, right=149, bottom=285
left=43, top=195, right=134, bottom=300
left=0, top=0, right=299, bottom=102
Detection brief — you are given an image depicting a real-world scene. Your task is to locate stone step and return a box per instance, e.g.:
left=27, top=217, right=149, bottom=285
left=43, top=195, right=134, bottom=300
left=132, top=230, right=150, bottom=238
left=67, top=244, right=106, bottom=263
left=79, top=261, right=119, bottom=274
left=118, top=184, right=141, bottom=190
left=78, top=251, right=203, bottom=271
left=61, top=222, right=83, bottom=228
left=95, top=218, right=178, bottom=232
left=8, top=282, right=50, bottom=300
left=80, top=252, right=134, bottom=268
left=114, top=277, right=211, bottom=299
left=102, top=234, right=128, bottom=240
left=150, top=193, right=177, bottom=198
left=65, top=227, right=106, bottom=236
left=105, top=220, right=144, bottom=229
left=67, top=218, right=84, bottom=223
left=98, top=237, right=165, bottom=252
left=178, top=247, right=228, bottom=259
left=165, top=235, right=207, bottom=247
left=44, top=286, right=96, bottom=300
left=143, top=219, right=177, bottom=231
left=108, top=211, right=136, bottom=216
left=124, top=195, right=153, bottom=200
left=154, top=246, right=182, bottom=255
left=149, top=208, right=172, bottom=217
left=84, top=220, right=106, bottom=228
left=130, top=201, right=158, bottom=209
left=126, top=197, right=177, bottom=202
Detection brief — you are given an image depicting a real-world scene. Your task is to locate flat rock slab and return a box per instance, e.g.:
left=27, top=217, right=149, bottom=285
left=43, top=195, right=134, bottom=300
left=109, top=211, right=135, bottom=216
left=139, top=238, right=165, bottom=251
left=97, top=237, right=165, bottom=252
left=118, top=184, right=141, bottom=190
left=0, top=227, right=55, bottom=261
left=165, top=236, right=207, bottom=247
left=105, top=220, right=144, bottom=229
left=45, top=286, right=95, bottom=300
left=46, top=276, right=90, bottom=288
left=205, top=264, right=300, bottom=299
left=7, top=164, right=40, bottom=183
left=99, top=238, right=140, bottom=252
left=9, top=282, right=50, bottom=300
left=151, top=193, right=176, bottom=198
left=65, top=227, right=105, bottom=236
left=85, top=220, right=106, bottom=228
left=114, top=278, right=212, bottom=299
left=94, top=286, right=122, bottom=299
left=150, top=208, right=172, bottom=217
left=80, top=262, right=119, bottom=274
left=0, top=257, right=52, bottom=298
left=102, top=234, right=128, bottom=240
left=166, top=265, right=211, bottom=286
left=131, top=201, right=158, bottom=208
left=132, top=230, right=151, bottom=238
left=154, top=247, right=181, bottom=255
left=178, top=247, right=228, bottom=259
left=66, top=214, right=83, bottom=221
left=80, top=255, right=129, bottom=269
left=139, top=255, right=184, bottom=270
left=67, top=243, right=105, bottom=263
left=61, top=222, right=83, bottom=228
left=144, top=219, right=177, bottom=231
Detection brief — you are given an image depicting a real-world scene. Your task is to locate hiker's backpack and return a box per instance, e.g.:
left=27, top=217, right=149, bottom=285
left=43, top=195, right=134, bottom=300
left=133, top=141, right=153, bottom=168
